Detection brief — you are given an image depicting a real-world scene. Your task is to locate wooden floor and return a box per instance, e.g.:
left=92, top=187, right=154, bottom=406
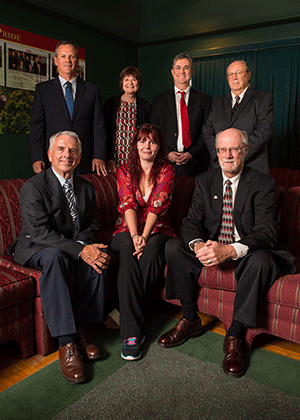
left=0, top=301, right=299, bottom=392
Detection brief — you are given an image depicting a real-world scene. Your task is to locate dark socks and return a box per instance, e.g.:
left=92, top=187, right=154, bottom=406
left=181, top=300, right=200, bottom=323
left=227, top=320, right=244, bottom=338
left=58, top=334, right=76, bottom=347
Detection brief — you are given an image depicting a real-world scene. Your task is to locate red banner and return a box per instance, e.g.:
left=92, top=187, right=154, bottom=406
left=0, top=24, right=85, bottom=59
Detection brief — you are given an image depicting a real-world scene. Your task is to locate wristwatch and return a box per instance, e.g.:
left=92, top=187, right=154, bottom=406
left=189, top=239, right=203, bottom=251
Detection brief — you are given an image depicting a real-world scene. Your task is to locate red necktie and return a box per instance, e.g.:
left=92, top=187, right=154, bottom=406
left=179, top=91, right=191, bottom=149
left=218, top=180, right=234, bottom=245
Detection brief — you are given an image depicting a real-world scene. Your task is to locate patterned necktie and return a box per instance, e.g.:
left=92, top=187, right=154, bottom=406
left=65, top=81, right=74, bottom=118
left=179, top=91, right=191, bottom=149
left=63, top=180, right=77, bottom=233
left=231, top=95, right=240, bottom=116
left=218, top=179, right=234, bottom=245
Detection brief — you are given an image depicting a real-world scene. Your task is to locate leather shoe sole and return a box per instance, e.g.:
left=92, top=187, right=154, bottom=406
left=222, top=336, right=246, bottom=378
left=158, top=318, right=204, bottom=348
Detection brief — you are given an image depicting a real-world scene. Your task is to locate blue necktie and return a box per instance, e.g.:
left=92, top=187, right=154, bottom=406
left=63, top=180, right=77, bottom=233
left=65, top=81, right=74, bottom=118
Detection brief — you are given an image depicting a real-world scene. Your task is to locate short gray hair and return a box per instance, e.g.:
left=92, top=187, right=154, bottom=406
left=172, top=53, right=193, bottom=69
left=215, top=129, right=249, bottom=147
left=48, top=131, right=82, bottom=153
left=54, top=41, right=79, bottom=58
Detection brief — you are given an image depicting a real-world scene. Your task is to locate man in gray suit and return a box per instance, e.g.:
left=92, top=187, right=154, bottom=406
left=202, top=60, right=274, bottom=173
left=14, top=131, right=110, bottom=383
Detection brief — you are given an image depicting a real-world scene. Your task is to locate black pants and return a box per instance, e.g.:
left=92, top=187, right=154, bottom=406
left=28, top=247, right=106, bottom=337
left=165, top=237, right=279, bottom=328
left=110, top=232, right=170, bottom=339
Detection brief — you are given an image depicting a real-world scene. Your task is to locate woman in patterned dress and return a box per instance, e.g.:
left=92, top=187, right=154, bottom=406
left=110, top=124, right=175, bottom=361
left=104, top=66, right=151, bottom=172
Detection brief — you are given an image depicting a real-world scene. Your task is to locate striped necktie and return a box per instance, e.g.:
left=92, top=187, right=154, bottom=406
left=218, top=179, right=234, bottom=245
left=65, top=81, right=74, bottom=118
left=63, top=180, right=77, bottom=233
left=231, top=95, right=240, bottom=117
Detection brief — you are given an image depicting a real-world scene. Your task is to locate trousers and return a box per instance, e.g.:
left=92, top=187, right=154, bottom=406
left=28, top=247, right=106, bottom=337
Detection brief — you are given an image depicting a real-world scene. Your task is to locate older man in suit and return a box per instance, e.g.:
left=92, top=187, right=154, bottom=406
left=202, top=60, right=274, bottom=174
left=30, top=41, right=107, bottom=176
left=158, top=128, right=295, bottom=377
left=14, top=131, right=110, bottom=383
left=150, top=53, right=211, bottom=177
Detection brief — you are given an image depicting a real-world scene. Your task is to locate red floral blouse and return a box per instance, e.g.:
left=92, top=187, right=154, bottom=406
left=112, top=163, right=176, bottom=238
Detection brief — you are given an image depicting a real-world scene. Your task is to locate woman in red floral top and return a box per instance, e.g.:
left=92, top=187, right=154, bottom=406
left=110, top=124, right=175, bottom=360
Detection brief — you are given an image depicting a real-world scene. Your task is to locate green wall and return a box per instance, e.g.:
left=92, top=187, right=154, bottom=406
left=138, top=21, right=300, bottom=104
left=0, top=0, right=137, bottom=179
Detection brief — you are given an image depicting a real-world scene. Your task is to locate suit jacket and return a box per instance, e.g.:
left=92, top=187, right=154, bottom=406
left=103, top=95, right=151, bottom=160
left=30, top=77, right=107, bottom=174
left=181, top=166, right=295, bottom=273
left=14, top=168, right=100, bottom=266
left=201, top=88, right=274, bottom=174
left=150, top=88, right=212, bottom=177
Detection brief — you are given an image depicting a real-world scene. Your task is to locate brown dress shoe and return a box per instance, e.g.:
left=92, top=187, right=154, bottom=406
left=158, top=318, right=204, bottom=348
left=59, top=343, right=87, bottom=383
left=222, top=336, right=246, bottom=378
left=76, top=327, right=102, bottom=360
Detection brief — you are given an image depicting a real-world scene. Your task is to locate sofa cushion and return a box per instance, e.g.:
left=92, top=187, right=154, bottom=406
left=0, top=265, right=35, bottom=309
left=0, top=256, right=42, bottom=296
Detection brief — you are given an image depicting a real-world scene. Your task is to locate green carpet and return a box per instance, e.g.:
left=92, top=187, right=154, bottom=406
left=0, top=312, right=299, bottom=420
left=52, top=345, right=300, bottom=420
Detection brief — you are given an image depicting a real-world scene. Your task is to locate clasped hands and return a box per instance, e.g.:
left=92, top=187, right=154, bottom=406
left=167, top=151, right=193, bottom=166
left=194, top=240, right=237, bottom=266
left=132, top=234, right=147, bottom=260
left=80, top=243, right=111, bottom=273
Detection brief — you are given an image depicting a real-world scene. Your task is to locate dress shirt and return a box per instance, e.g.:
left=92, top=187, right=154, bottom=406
left=174, top=86, right=190, bottom=152
left=58, top=75, right=77, bottom=100
left=230, top=86, right=249, bottom=108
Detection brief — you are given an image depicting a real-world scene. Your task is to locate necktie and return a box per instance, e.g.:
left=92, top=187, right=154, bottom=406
left=179, top=91, right=191, bottom=149
left=231, top=95, right=240, bottom=116
left=218, top=180, right=234, bottom=245
left=65, top=81, right=74, bottom=118
left=63, top=180, right=77, bottom=233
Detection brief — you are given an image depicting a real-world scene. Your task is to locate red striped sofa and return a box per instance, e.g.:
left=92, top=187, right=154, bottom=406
left=0, top=168, right=299, bottom=357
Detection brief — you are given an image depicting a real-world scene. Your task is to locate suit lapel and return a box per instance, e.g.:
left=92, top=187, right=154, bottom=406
left=187, top=88, right=196, bottom=115
left=167, top=90, right=178, bottom=125
left=73, top=175, right=85, bottom=230
left=52, top=78, right=71, bottom=122
left=234, top=168, right=251, bottom=235
left=45, top=169, right=72, bottom=225
left=231, top=87, right=254, bottom=124
left=211, top=171, right=224, bottom=237
left=73, top=79, right=85, bottom=121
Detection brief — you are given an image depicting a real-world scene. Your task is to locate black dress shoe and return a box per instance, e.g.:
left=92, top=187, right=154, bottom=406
left=158, top=318, right=204, bottom=348
left=59, top=343, right=87, bottom=383
left=222, top=336, right=246, bottom=378
left=76, top=327, right=102, bottom=360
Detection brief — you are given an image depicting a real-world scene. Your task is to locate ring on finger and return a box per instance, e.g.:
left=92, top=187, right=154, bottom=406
left=207, top=259, right=211, bottom=264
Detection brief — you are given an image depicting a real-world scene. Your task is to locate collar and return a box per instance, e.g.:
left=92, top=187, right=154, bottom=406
left=174, top=85, right=191, bottom=95
left=221, top=170, right=242, bottom=187
left=58, top=75, right=77, bottom=88
left=230, top=85, right=249, bottom=102
left=51, top=167, right=74, bottom=188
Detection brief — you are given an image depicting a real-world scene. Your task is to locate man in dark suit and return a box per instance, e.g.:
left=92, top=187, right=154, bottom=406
left=202, top=60, right=274, bottom=174
left=30, top=41, right=107, bottom=176
left=150, top=53, right=211, bottom=177
left=158, top=128, right=295, bottom=377
left=14, top=131, right=111, bottom=383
